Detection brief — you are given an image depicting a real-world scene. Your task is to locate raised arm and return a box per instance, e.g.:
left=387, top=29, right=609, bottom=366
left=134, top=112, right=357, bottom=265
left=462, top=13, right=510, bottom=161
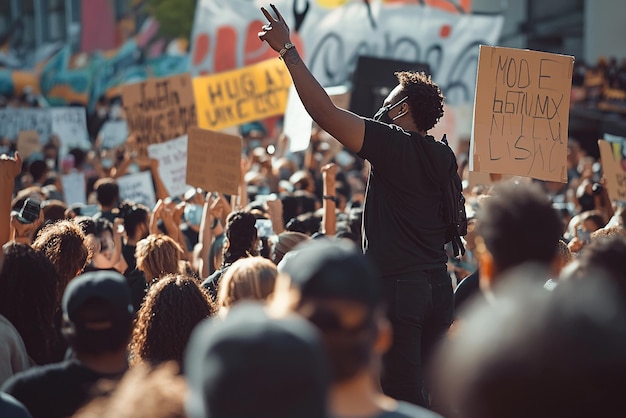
left=0, top=152, right=22, bottom=247
left=259, top=5, right=365, bottom=153
left=321, top=163, right=338, bottom=236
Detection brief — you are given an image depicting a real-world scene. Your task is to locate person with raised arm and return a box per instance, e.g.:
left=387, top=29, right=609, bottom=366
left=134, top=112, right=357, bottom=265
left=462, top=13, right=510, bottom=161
left=259, top=5, right=456, bottom=409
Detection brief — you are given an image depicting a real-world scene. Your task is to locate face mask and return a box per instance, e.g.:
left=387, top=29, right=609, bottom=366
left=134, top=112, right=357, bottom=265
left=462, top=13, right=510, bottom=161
left=184, top=204, right=204, bottom=227
left=97, top=107, right=108, bottom=119
left=127, top=163, right=140, bottom=174
left=101, top=157, right=114, bottom=169
left=110, top=104, right=121, bottom=119
left=373, top=96, right=409, bottom=124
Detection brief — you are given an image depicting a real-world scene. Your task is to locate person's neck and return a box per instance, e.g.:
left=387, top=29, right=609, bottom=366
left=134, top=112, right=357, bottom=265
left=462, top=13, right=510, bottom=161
left=100, top=204, right=115, bottom=212
left=76, top=348, right=128, bottom=375
left=330, top=370, right=397, bottom=418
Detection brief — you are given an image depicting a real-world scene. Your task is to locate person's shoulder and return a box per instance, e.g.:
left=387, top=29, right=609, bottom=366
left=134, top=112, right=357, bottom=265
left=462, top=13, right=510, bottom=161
left=385, top=400, right=445, bottom=418
left=202, top=268, right=223, bottom=289
left=0, top=392, right=32, bottom=418
left=364, top=119, right=411, bottom=139
left=2, top=360, right=74, bottom=391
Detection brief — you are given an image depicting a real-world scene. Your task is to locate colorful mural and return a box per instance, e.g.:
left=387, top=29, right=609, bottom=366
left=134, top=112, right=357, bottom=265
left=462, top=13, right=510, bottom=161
left=1, top=0, right=502, bottom=119
left=0, top=0, right=189, bottom=111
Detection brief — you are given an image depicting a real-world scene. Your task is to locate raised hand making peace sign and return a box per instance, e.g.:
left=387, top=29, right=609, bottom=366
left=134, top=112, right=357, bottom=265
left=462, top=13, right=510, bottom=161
left=258, top=4, right=293, bottom=57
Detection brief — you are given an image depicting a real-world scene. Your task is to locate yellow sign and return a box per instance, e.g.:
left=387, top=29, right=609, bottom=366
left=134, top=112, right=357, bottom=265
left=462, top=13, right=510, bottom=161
left=193, top=59, right=292, bottom=131
left=471, top=46, right=574, bottom=183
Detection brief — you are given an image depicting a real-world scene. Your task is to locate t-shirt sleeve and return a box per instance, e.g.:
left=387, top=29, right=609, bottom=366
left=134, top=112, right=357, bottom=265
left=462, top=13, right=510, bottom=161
left=357, top=119, right=407, bottom=171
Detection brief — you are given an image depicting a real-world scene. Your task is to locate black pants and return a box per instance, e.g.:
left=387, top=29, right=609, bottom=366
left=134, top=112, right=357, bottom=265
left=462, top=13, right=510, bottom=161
left=380, top=266, right=453, bottom=408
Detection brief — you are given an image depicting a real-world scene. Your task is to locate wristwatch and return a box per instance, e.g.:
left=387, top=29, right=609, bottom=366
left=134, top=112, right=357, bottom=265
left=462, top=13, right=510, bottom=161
left=279, top=42, right=295, bottom=59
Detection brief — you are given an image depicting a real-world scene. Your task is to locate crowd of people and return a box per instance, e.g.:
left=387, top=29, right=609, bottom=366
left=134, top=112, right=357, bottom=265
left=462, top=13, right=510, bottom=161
left=0, top=5, right=626, bottom=418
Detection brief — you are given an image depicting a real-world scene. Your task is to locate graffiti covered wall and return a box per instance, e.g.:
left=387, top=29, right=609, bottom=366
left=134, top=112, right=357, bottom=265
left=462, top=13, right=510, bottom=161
left=189, top=0, right=504, bottom=105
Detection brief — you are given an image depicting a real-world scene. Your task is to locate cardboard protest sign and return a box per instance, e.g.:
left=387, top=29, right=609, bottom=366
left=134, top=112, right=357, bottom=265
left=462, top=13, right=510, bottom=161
left=61, top=172, right=87, bottom=204
left=50, top=107, right=91, bottom=151
left=470, top=46, right=574, bottom=183
left=16, top=131, right=42, bottom=160
left=117, top=171, right=157, bottom=209
left=148, top=135, right=192, bottom=198
left=598, top=139, right=626, bottom=203
left=193, top=59, right=292, bottom=132
left=467, top=171, right=532, bottom=191
left=186, top=127, right=242, bottom=195
left=122, top=73, right=197, bottom=156
left=99, top=120, right=129, bottom=149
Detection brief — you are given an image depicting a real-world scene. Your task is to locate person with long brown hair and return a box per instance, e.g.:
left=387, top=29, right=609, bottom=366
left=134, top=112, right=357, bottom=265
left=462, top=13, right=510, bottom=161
left=135, top=234, right=184, bottom=284
left=216, top=257, right=278, bottom=315
left=129, top=274, right=215, bottom=366
left=32, top=220, right=91, bottom=304
left=0, top=243, right=58, bottom=372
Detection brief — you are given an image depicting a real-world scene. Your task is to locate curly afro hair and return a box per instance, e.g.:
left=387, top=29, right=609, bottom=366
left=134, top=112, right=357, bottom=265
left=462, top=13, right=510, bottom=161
left=129, top=274, right=215, bottom=366
left=395, top=71, right=445, bottom=132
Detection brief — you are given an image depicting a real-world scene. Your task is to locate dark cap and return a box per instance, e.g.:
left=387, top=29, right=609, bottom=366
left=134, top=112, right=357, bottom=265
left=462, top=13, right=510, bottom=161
left=184, top=302, right=329, bottom=418
left=62, top=270, right=133, bottom=329
left=279, top=239, right=381, bottom=309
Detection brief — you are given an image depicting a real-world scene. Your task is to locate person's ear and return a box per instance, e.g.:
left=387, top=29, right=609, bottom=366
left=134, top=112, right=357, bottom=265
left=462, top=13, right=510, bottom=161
left=477, top=237, right=495, bottom=293
left=478, top=251, right=494, bottom=290
left=373, top=315, right=392, bottom=355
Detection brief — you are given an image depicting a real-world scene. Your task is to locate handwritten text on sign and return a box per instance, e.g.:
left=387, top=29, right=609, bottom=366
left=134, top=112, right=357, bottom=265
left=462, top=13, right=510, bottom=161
left=471, top=46, right=574, bottom=183
left=122, top=73, right=197, bottom=156
left=193, top=59, right=292, bottom=131
left=148, top=135, right=192, bottom=198
left=186, top=127, right=242, bottom=195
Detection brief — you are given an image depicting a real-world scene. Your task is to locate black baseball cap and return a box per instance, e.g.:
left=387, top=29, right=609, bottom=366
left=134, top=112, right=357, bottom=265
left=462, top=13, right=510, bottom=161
left=279, top=239, right=382, bottom=309
left=62, top=270, right=134, bottom=329
left=184, top=302, right=329, bottom=418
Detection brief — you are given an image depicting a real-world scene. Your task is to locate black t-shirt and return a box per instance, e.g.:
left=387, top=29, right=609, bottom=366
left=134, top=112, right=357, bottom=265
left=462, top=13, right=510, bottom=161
left=357, top=119, right=451, bottom=277
left=202, top=265, right=230, bottom=304
left=121, top=244, right=137, bottom=271
left=121, top=244, right=147, bottom=313
left=181, top=223, right=199, bottom=252
left=1, top=359, right=125, bottom=418
left=453, top=269, right=484, bottom=319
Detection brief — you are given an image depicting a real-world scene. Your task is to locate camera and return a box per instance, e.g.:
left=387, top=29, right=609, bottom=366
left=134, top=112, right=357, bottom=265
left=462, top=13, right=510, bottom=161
left=17, top=198, right=41, bottom=224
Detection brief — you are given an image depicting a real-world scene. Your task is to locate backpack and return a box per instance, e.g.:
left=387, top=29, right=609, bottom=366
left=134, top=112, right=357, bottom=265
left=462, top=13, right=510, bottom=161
left=440, top=135, right=467, bottom=258
left=417, top=134, right=467, bottom=258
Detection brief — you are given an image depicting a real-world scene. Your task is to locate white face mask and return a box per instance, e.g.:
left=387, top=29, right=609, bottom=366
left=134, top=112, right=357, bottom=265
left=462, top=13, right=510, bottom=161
left=97, top=107, right=108, bottom=119
left=110, top=104, right=121, bottom=119
left=127, top=163, right=140, bottom=174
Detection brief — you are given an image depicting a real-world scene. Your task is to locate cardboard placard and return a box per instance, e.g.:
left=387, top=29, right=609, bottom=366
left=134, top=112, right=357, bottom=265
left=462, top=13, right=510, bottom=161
left=193, top=58, right=292, bottom=131
left=598, top=139, right=626, bottom=203
left=117, top=171, right=157, bottom=208
left=186, top=127, right=242, bottom=195
left=467, top=170, right=532, bottom=191
left=122, top=73, right=197, bottom=156
left=16, top=131, right=42, bottom=160
left=61, top=172, right=87, bottom=204
left=470, top=46, right=574, bottom=183
left=148, top=135, right=192, bottom=198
